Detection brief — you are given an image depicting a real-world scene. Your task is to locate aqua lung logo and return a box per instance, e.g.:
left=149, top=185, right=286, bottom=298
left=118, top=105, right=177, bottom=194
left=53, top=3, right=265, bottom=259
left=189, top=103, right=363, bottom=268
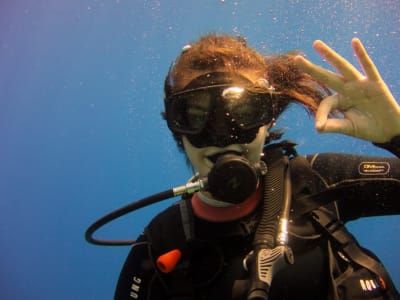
left=358, top=162, right=390, bottom=175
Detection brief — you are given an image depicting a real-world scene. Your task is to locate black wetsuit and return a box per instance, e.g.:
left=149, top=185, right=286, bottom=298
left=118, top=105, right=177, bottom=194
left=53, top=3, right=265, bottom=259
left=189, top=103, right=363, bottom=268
left=114, top=151, right=400, bottom=300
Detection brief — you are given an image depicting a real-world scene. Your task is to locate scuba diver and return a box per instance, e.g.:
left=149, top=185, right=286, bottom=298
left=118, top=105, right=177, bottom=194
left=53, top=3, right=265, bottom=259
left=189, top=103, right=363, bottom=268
left=102, top=34, right=400, bottom=299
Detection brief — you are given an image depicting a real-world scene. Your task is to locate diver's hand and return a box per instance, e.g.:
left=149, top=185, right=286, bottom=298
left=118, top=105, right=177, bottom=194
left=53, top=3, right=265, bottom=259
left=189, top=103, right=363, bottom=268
left=295, top=38, right=400, bottom=143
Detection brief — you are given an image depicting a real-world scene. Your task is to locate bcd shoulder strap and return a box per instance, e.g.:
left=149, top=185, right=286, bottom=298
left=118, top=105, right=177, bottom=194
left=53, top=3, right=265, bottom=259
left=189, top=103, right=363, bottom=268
left=311, top=208, right=399, bottom=299
left=284, top=148, right=399, bottom=298
left=179, top=198, right=195, bottom=242
left=144, top=201, right=194, bottom=300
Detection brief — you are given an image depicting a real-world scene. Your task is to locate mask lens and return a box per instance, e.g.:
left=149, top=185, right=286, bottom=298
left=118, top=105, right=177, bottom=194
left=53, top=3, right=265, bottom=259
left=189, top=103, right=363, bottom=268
left=166, top=85, right=274, bottom=135
left=167, top=90, right=212, bottom=134
left=225, top=90, right=273, bottom=129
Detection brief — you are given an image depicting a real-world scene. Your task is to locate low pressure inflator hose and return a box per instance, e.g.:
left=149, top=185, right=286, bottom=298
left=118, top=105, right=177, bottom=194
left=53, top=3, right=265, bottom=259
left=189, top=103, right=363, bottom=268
left=232, top=148, right=294, bottom=300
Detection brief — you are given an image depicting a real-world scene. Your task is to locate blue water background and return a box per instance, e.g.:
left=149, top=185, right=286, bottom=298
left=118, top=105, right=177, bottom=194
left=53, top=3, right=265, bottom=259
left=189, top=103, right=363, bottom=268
left=1, top=1, right=399, bottom=299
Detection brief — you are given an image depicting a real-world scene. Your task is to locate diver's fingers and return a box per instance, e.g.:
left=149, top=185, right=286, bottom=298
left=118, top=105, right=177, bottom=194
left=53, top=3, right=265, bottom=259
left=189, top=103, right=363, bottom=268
left=294, top=56, right=344, bottom=91
left=351, top=38, right=382, bottom=81
left=313, top=40, right=362, bottom=80
left=318, top=118, right=354, bottom=135
left=315, top=94, right=339, bottom=131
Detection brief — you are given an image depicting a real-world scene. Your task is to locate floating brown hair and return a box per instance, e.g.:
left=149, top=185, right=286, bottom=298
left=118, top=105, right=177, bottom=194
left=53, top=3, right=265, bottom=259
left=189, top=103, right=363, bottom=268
left=164, top=33, right=330, bottom=149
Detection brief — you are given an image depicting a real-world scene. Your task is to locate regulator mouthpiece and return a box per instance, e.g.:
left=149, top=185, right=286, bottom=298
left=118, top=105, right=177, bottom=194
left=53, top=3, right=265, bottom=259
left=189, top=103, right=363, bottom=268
left=207, top=154, right=267, bottom=204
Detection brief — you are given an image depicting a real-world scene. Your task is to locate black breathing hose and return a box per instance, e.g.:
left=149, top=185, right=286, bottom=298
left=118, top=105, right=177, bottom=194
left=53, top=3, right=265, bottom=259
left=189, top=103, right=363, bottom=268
left=85, top=189, right=175, bottom=246
left=85, top=154, right=263, bottom=246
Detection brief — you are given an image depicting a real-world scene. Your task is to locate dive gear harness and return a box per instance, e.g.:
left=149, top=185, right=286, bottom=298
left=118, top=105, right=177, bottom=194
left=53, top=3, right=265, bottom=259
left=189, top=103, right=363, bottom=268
left=86, top=141, right=398, bottom=299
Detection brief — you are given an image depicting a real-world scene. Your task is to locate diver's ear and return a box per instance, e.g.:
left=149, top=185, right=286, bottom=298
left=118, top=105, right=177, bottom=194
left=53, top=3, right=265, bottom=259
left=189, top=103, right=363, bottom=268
left=263, top=120, right=286, bottom=145
left=258, top=124, right=271, bottom=142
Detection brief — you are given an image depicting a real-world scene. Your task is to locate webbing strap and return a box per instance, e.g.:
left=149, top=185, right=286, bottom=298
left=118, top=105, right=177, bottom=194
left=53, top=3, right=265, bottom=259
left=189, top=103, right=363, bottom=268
left=312, top=209, right=397, bottom=293
left=179, top=198, right=194, bottom=241
left=158, top=199, right=194, bottom=300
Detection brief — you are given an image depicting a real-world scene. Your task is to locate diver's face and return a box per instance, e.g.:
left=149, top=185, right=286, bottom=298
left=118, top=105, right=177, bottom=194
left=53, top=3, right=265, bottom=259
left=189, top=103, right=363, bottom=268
left=182, top=125, right=269, bottom=178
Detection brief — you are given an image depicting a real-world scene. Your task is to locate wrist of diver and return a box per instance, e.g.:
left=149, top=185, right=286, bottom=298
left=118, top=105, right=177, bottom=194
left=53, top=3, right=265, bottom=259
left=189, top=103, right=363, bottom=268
left=373, top=134, right=400, bottom=157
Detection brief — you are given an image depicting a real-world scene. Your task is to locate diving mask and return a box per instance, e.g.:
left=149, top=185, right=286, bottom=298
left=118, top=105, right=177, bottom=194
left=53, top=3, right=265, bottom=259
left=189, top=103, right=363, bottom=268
left=165, top=73, right=277, bottom=147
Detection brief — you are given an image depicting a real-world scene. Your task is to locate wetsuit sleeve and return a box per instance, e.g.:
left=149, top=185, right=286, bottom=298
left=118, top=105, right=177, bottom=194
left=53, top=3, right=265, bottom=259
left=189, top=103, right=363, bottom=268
left=373, top=135, right=400, bottom=158
left=114, top=233, right=166, bottom=300
left=306, top=152, right=400, bottom=222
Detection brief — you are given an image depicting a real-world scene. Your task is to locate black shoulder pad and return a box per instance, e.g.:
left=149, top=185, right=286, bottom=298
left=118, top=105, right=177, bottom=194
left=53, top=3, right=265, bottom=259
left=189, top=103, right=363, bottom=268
left=145, top=202, right=189, bottom=257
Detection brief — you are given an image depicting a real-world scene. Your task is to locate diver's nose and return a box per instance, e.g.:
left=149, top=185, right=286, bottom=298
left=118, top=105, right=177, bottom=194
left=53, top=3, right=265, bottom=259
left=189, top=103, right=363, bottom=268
left=205, top=131, right=236, bottom=147
left=205, top=120, right=242, bottom=147
left=208, top=107, right=236, bottom=134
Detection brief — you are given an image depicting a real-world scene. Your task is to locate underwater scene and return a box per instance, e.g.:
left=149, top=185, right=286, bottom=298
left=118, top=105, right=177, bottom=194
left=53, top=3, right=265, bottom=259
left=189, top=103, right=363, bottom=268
left=1, top=0, right=399, bottom=299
